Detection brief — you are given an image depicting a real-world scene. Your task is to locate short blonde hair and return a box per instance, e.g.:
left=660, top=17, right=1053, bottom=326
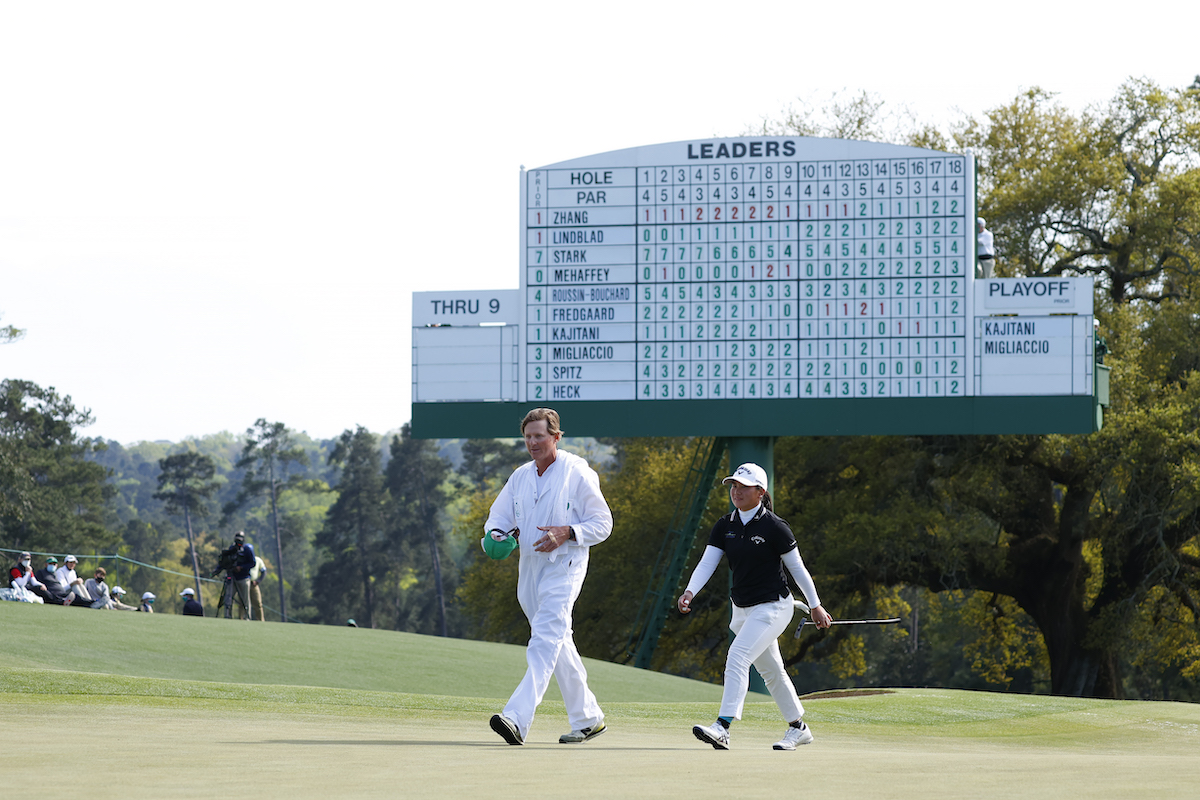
left=520, top=407, right=563, bottom=438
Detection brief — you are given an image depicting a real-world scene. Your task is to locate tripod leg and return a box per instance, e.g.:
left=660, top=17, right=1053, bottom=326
left=225, top=579, right=249, bottom=620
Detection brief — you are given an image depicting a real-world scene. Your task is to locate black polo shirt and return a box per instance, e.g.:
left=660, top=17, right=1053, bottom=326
left=706, top=504, right=798, bottom=607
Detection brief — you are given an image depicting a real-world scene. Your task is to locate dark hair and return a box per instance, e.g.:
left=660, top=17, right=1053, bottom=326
left=729, top=483, right=773, bottom=512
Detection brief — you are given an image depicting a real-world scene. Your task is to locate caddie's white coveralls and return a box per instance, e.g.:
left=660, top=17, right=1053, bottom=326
left=484, top=450, right=612, bottom=738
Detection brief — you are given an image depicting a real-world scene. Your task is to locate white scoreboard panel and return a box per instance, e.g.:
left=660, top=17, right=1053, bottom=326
left=523, top=138, right=974, bottom=405
left=411, top=138, right=1102, bottom=439
left=974, top=278, right=1094, bottom=395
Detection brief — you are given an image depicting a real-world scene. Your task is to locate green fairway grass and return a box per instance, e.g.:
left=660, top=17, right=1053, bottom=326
left=3, top=602, right=1198, bottom=799
left=0, top=600, right=722, bottom=702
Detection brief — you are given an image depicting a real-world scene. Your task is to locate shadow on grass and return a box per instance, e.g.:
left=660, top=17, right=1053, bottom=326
left=261, top=739, right=483, bottom=747
left=258, top=739, right=682, bottom=751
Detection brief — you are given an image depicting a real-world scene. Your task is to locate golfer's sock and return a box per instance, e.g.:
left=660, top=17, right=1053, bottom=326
left=789, top=719, right=805, bottom=729
left=716, top=717, right=733, bottom=729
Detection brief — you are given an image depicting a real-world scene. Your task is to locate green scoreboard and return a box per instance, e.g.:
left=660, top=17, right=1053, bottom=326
left=412, top=137, right=1099, bottom=438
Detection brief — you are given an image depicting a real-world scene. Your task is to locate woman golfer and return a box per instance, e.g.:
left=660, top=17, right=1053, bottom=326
left=678, top=462, right=832, bottom=750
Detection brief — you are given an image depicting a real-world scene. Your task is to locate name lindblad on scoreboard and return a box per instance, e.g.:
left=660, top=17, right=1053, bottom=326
left=553, top=229, right=605, bottom=243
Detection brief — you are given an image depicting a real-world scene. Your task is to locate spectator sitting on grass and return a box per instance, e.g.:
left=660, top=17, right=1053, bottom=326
left=180, top=587, right=204, bottom=617
left=84, top=568, right=114, bottom=609
left=55, top=555, right=93, bottom=604
left=36, top=556, right=79, bottom=606
left=110, top=586, right=137, bottom=611
left=138, top=592, right=155, bottom=612
left=9, top=551, right=54, bottom=604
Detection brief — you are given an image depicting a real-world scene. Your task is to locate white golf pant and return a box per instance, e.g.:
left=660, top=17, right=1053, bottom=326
left=719, top=595, right=805, bottom=723
left=503, top=551, right=603, bottom=738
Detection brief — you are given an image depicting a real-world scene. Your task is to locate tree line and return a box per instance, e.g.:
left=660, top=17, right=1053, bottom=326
left=3, top=76, right=1197, bottom=700
left=457, top=77, right=1200, bottom=702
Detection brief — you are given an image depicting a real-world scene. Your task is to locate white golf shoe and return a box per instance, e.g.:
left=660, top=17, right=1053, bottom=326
left=773, top=720, right=814, bottom=750
left=559, top=721, right=607, bottom=743
left=692, top=721, right=730, bottom=750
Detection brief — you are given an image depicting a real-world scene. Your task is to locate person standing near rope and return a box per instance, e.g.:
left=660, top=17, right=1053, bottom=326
left=678, top=462, right=833, bottom=751
left=247, top=555, right=267, bottom=621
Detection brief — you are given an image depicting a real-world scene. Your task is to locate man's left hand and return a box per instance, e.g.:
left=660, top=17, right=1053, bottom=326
left=533, top=525, right=572, bottom=552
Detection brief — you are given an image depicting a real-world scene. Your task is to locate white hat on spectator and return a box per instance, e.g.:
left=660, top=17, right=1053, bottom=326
left=142, top=592, right=156, bottom=600
left=180, top=588, right=195, bottom=597
left=112, top=586, right=126, bottom=596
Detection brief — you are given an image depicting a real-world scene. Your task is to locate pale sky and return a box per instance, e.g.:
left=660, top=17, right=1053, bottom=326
left=1, top=0, right=1194, bottom=444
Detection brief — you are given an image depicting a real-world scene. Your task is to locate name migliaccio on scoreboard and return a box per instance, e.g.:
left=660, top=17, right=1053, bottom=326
left=412, top=137, right=1101, bottom=438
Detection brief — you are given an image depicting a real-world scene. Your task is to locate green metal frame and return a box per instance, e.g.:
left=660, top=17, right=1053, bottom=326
left=624, top=436, right=728, bottom=669
left=412, top=395, right=1101, bottom=439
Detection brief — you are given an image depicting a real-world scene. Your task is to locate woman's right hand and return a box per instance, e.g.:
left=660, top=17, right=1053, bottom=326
left=677, top=590, right=694, bottom=614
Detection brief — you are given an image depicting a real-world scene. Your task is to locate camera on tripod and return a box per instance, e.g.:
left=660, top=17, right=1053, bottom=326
left=211, top=544, right=240, bottom=578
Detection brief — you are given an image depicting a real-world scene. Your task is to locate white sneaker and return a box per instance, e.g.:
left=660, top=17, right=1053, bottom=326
left=773, top=720, right=814, bottom=750
left=559, top=721, right=607, bottom=743
left=692, top=721, right=730, bottom=750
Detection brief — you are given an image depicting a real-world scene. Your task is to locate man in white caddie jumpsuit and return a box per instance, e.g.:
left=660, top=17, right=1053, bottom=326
left=484, top=407, right=613, bottom=746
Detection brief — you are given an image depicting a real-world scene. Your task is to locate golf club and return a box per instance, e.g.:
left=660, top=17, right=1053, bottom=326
left=793, top=599, right=901, bottom=638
